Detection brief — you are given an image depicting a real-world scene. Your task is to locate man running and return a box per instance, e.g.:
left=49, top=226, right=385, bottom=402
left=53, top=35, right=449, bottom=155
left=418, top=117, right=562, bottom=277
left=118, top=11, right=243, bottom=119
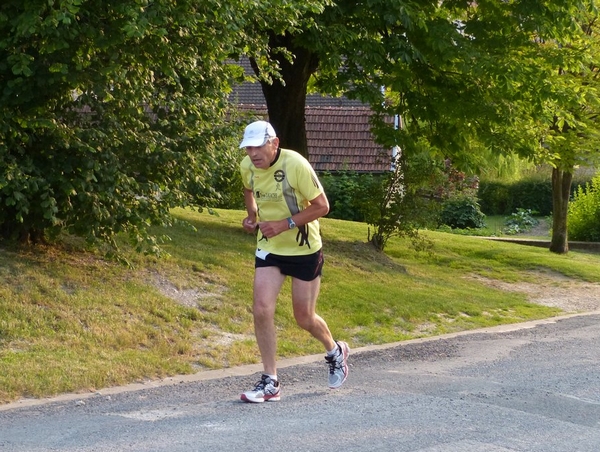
left=238, top=120, right=349, bottom=403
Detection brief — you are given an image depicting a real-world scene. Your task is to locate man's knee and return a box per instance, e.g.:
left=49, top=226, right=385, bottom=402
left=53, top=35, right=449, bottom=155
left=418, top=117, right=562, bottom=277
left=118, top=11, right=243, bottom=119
left=253, top=298, right=275, bottom=320
left=294, top=310, right=315, bottom=330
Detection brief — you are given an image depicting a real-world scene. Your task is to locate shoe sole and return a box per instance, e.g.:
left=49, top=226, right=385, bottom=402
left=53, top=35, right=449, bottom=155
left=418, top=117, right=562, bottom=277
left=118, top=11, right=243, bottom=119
left=240, top=393, right=281, bottom=403
left=328, top=341, right=350, bottom=389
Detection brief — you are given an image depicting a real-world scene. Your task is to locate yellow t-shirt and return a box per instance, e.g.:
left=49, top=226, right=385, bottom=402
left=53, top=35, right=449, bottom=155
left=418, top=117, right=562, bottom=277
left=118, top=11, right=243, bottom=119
left=240, top=148, right=325, bottom=256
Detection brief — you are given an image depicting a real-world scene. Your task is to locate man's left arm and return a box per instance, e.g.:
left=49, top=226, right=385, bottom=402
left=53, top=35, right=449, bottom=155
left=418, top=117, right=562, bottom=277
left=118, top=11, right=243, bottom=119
left=257, top=193, right=329, bottom=239
left=290, top=192, right=329, bottom=227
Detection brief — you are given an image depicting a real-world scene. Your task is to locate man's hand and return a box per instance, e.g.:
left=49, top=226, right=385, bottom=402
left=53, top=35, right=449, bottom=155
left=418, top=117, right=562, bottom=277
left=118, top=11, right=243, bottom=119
left=242, top=217, right=258, bottom=233
left=257, top=219, right=288, bottom=239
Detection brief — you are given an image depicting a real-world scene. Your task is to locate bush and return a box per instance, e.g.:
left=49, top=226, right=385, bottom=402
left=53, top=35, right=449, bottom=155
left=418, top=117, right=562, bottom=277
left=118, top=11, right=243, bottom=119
left=439, top=195, right=486, bottom=229
left=320, top=172, right=383, bottom=222
left=502, top=208, right=539, bottom=235
left=568, top=174, right=600, bottom=242
left=478, top=180, right=552, bottom=215
left=510, top=180, right=553, bottom=216
left=477, top=181, right=513, bottom=215
left=479, top=174, right=593, bottom=216
left=0, top=2, right=253, bottom=252
left=188, top=147, right=245, bottom=210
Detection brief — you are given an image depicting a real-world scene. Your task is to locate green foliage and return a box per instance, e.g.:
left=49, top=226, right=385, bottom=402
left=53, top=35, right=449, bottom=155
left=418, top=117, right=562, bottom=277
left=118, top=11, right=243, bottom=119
left=440, top=195, right=486, bottom=230
left=478, top=182, right=514, bottom=216
left=479, top=180, right=553, bottom=216
left=0, top=0, right=310, bottom=253
left=228, top=0, right=598, bottom=255
left=319, top=171, right=382, bottom=222
left=321, top=155, right=491, bottom=247
left=366, top=147, right=442, bottom=251
left=436, top=159, right=485, bottom=230
left=509, top=181, right=552, bottom=217
left=313, top=0, right=600, bottom=251
left=315, top=1, right=597, bottom=162
left=503, top=209, right=539, bottom=235
left=320, top=154, right=490, bottom=247
left=186, top=132, right=246, bottom=210
left=478, top=176, right=593, bottom=216
left=568, top=173, right=600, bottom=241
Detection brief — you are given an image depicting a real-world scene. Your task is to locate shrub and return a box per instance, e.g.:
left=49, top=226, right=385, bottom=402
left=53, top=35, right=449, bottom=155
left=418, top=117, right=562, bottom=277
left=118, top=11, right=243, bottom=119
left=479, top=174, right=593, bottom=216
left=439, top=195, right=486, bottom=229
left=478, top=181, right=513, bottom=215
left=502, top=208, right=539, bottom=235
left=320, top=172, right=383, bottom=222
left=186, top=135, right=245, bottom=210
left=478, top=180, right=552, bottom=215
left=510, top=180, right=553, bottom=216
left=568, top=174, right=600, bottom=242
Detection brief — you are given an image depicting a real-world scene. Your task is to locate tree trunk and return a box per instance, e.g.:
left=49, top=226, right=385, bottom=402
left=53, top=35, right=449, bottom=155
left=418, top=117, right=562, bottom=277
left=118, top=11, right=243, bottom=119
left=549, top=167, right=573, bottom=254
left=250, top=32, right=319, bottom=158
left=1, top=219, right=46, bottom=245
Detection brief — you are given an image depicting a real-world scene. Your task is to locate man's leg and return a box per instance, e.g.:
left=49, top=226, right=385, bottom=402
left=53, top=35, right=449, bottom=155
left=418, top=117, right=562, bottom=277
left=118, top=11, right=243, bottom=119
left=253, top=266, right=286, bottom=375
left=291, top=276, right=336, bottom=351
left=292, top=276, right=350, bottom=389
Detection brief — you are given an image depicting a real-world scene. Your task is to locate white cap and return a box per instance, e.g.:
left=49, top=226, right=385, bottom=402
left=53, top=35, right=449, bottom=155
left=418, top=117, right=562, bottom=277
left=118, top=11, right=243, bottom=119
left=239, top=120, right=277, bottom=148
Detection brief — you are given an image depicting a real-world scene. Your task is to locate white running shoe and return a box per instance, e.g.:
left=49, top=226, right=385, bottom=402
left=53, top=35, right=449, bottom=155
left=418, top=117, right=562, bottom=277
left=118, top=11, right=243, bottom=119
left=240, top=375, right=281, bottom=403
left=326, top=341, right=350, bottom=389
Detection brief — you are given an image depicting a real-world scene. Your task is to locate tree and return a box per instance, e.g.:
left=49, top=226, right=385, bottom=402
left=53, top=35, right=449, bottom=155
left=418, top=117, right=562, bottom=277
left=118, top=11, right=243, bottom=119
left=441, top=1, right=600, bottom=253
left=249, top=33, right=319, bottom=157
left=538, top=10, right=600, bottom=253
left=243, top=1, right=598, bottom=251
left=0, top=0, right=318, bottom=253
left=319, top=0, right=600, bottom=252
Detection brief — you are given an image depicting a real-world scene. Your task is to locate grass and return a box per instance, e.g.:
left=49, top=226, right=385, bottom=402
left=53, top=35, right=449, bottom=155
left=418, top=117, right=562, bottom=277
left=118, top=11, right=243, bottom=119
left=1, top=207, right=598, bottom=404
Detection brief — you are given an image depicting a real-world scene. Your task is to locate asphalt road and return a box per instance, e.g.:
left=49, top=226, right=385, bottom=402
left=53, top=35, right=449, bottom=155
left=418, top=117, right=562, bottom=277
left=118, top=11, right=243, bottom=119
left=2, top=312, right=600, bottom=452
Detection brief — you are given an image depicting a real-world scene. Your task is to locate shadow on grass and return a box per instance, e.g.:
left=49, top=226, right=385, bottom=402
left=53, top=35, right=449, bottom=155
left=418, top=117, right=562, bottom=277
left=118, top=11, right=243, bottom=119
left=324, top=238, right=407, bottom=274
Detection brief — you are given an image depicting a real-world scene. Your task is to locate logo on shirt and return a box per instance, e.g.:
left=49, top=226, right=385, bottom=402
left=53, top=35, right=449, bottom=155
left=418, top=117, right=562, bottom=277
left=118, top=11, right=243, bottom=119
left=274, top=170, right=285, bottom=183
left=255, top=191, right=279, bottom=199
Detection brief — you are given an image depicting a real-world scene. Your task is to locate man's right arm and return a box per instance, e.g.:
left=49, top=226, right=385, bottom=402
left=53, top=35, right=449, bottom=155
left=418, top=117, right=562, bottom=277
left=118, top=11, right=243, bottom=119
left=242, top=188, right=258, bottom=233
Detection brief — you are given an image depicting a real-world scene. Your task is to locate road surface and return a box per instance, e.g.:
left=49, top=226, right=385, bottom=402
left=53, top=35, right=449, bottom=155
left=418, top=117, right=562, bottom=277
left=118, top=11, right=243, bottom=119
left=2, top=313, right=600, bottom=451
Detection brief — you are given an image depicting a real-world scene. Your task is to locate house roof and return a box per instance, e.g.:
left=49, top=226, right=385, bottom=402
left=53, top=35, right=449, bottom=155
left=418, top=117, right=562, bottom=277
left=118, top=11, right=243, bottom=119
left=231, top=59, right=392, bottom=173
left=305, top=107, right=392, bottom=173
left=237, top=104, right=392, bottom=173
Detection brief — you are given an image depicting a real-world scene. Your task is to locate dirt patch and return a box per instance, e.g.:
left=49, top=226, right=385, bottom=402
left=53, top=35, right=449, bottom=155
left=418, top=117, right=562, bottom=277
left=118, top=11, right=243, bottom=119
left=150, top=273, right=254, bottom=349
left=469, top=271, right=600, bottom=313
left=523, top=217, right=551, bottom=238
left=150, top=272, right=225, bottom=308
left=483, top=219, right=600, bottom=309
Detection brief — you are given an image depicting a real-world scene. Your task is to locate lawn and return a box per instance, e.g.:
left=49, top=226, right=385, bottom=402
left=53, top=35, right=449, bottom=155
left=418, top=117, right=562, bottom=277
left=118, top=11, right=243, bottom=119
left=0, top=208, right=597, bottom=404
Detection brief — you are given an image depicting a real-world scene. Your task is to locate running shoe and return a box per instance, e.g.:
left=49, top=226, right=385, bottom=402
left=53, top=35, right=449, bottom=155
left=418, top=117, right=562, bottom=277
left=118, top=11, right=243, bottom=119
left=240, top=375, right=281, bottom=403
left=326, top=341, right=350, bottom=389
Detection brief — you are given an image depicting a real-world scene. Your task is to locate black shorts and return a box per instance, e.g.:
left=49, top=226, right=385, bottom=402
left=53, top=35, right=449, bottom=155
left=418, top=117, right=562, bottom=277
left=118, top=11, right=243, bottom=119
left=255, top=249, right=324, bottom=282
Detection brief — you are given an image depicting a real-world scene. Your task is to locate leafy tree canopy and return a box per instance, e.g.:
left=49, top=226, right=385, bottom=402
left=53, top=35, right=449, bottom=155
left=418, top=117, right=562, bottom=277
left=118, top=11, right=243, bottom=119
left=294, top=0, right=600, bottom=251
left=0, top=0, right=324, bottom=254
left=310, top=1, right=594, bottom=160
left=243, top=0, right=597, bottom=172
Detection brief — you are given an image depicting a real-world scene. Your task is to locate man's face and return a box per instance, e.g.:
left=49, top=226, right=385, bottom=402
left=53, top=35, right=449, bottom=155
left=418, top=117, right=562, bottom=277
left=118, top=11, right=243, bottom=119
left=244, top=137, right=279, bottom=169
